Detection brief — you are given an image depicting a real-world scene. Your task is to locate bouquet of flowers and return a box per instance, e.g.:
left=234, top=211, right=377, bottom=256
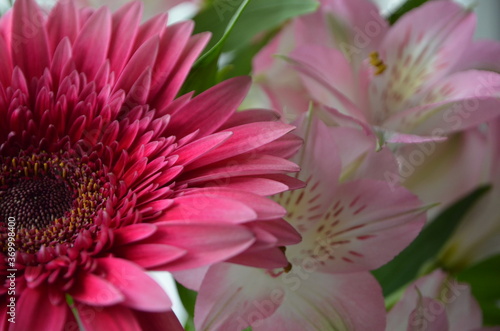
left=1, top=0, right=499, bottom=330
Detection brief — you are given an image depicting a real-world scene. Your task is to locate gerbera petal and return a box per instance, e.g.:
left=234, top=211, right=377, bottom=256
left=164, top=195, right=258, bottom=223
left=214, top=175, right=304, bottom=196
left=149, top=21, right=195, bottom=98
left=70, top=273, right=124, bottom=306
left=115, top=244, right=187, bottom=269
left=97, top=257, right=172, bottom=312
left=112, top=223, right=157, bottom=245
left=0, top=304, right=8, bottom=330
left=134, top=310, right=184, bottom=331
left=182, top=188, right=287, bottom=220
left=72, top=6, right=112, bottom=80
left=46, top=0, right=79, bottom=52
left=153, top=222, right=256, bottom=271
left=50, top=38, right=73, bottom=84
left=12, top=287, right=67, bottom=331
left=11, top=0, right=50, bottom=79
left=245, top=218, right=301, bottom=246
left=220, top=109, right=280, bottom=129
left=180, top=155, right=300, bottom=185
left=108, top=1, right=143, bottom=74
left=132, top=12, right=168, bottom=52
left=78, top=305, right=141, bottom=331
left=187, top=121, right=296, bottom=169
left=168, top=76, right=251, bottom=138
left=113, top=36, right=159, bottom=94
left=175, top=131, right=233, bottom=166
left=227, top=246, right=289, bottom=269
left=153, top=31, right=211, bottom=107
left=0, top=34, right=11, bottom=84
left=253, top=133, right=303, bottom=159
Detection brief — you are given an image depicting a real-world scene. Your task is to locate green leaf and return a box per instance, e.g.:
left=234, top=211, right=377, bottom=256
left=219, top=26, right=282, bottom=79
left=180, top=0, right=251, bottom=95
left=177, top=282, right=199, bottom=330
left=181, top=0, right=317, bottom=95
left=457, top=254, right=500, bottom=326
left=195, top=0, right=318, bottom=53
left=372, top=185, right=491, bottom=297
left=177, top=282, right=198, bottom=317
left=387, top=0, right=431, bottom=25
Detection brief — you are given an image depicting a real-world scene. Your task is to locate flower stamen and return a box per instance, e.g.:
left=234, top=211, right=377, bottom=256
left=369, top=51, right=387, bottom=75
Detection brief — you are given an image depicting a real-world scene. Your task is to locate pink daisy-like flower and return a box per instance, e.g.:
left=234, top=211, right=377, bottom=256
left=0, top=0, right=302, bottom=329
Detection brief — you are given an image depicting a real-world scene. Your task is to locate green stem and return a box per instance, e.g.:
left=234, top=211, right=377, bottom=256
left=66, top=294, right=86, bottom=331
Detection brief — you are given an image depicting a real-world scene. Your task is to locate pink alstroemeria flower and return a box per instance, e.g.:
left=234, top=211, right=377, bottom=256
left=255, top=0, right=500, bottom=144
left=191, top=115, right=427, bottom=331
left=386, top=270, right=493, bottom=331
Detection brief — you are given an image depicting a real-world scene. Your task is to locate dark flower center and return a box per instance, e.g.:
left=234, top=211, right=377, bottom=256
left=0, top=150, right=111, bottom=255
left=0, top=177, right=73, bottom=229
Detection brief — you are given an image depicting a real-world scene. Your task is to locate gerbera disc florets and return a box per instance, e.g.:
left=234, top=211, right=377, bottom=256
left=0, top=149, right=110, bottom=255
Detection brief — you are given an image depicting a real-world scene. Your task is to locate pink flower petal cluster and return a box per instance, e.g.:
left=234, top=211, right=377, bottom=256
left=254, top=0, right=500, bottom=144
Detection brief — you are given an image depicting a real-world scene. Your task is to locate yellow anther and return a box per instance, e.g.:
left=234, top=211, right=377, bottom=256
left=369, top=51, right=387, bottom=75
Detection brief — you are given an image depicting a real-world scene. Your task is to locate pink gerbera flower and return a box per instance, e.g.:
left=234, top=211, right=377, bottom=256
left=0, top=0, right=302, bottom=329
